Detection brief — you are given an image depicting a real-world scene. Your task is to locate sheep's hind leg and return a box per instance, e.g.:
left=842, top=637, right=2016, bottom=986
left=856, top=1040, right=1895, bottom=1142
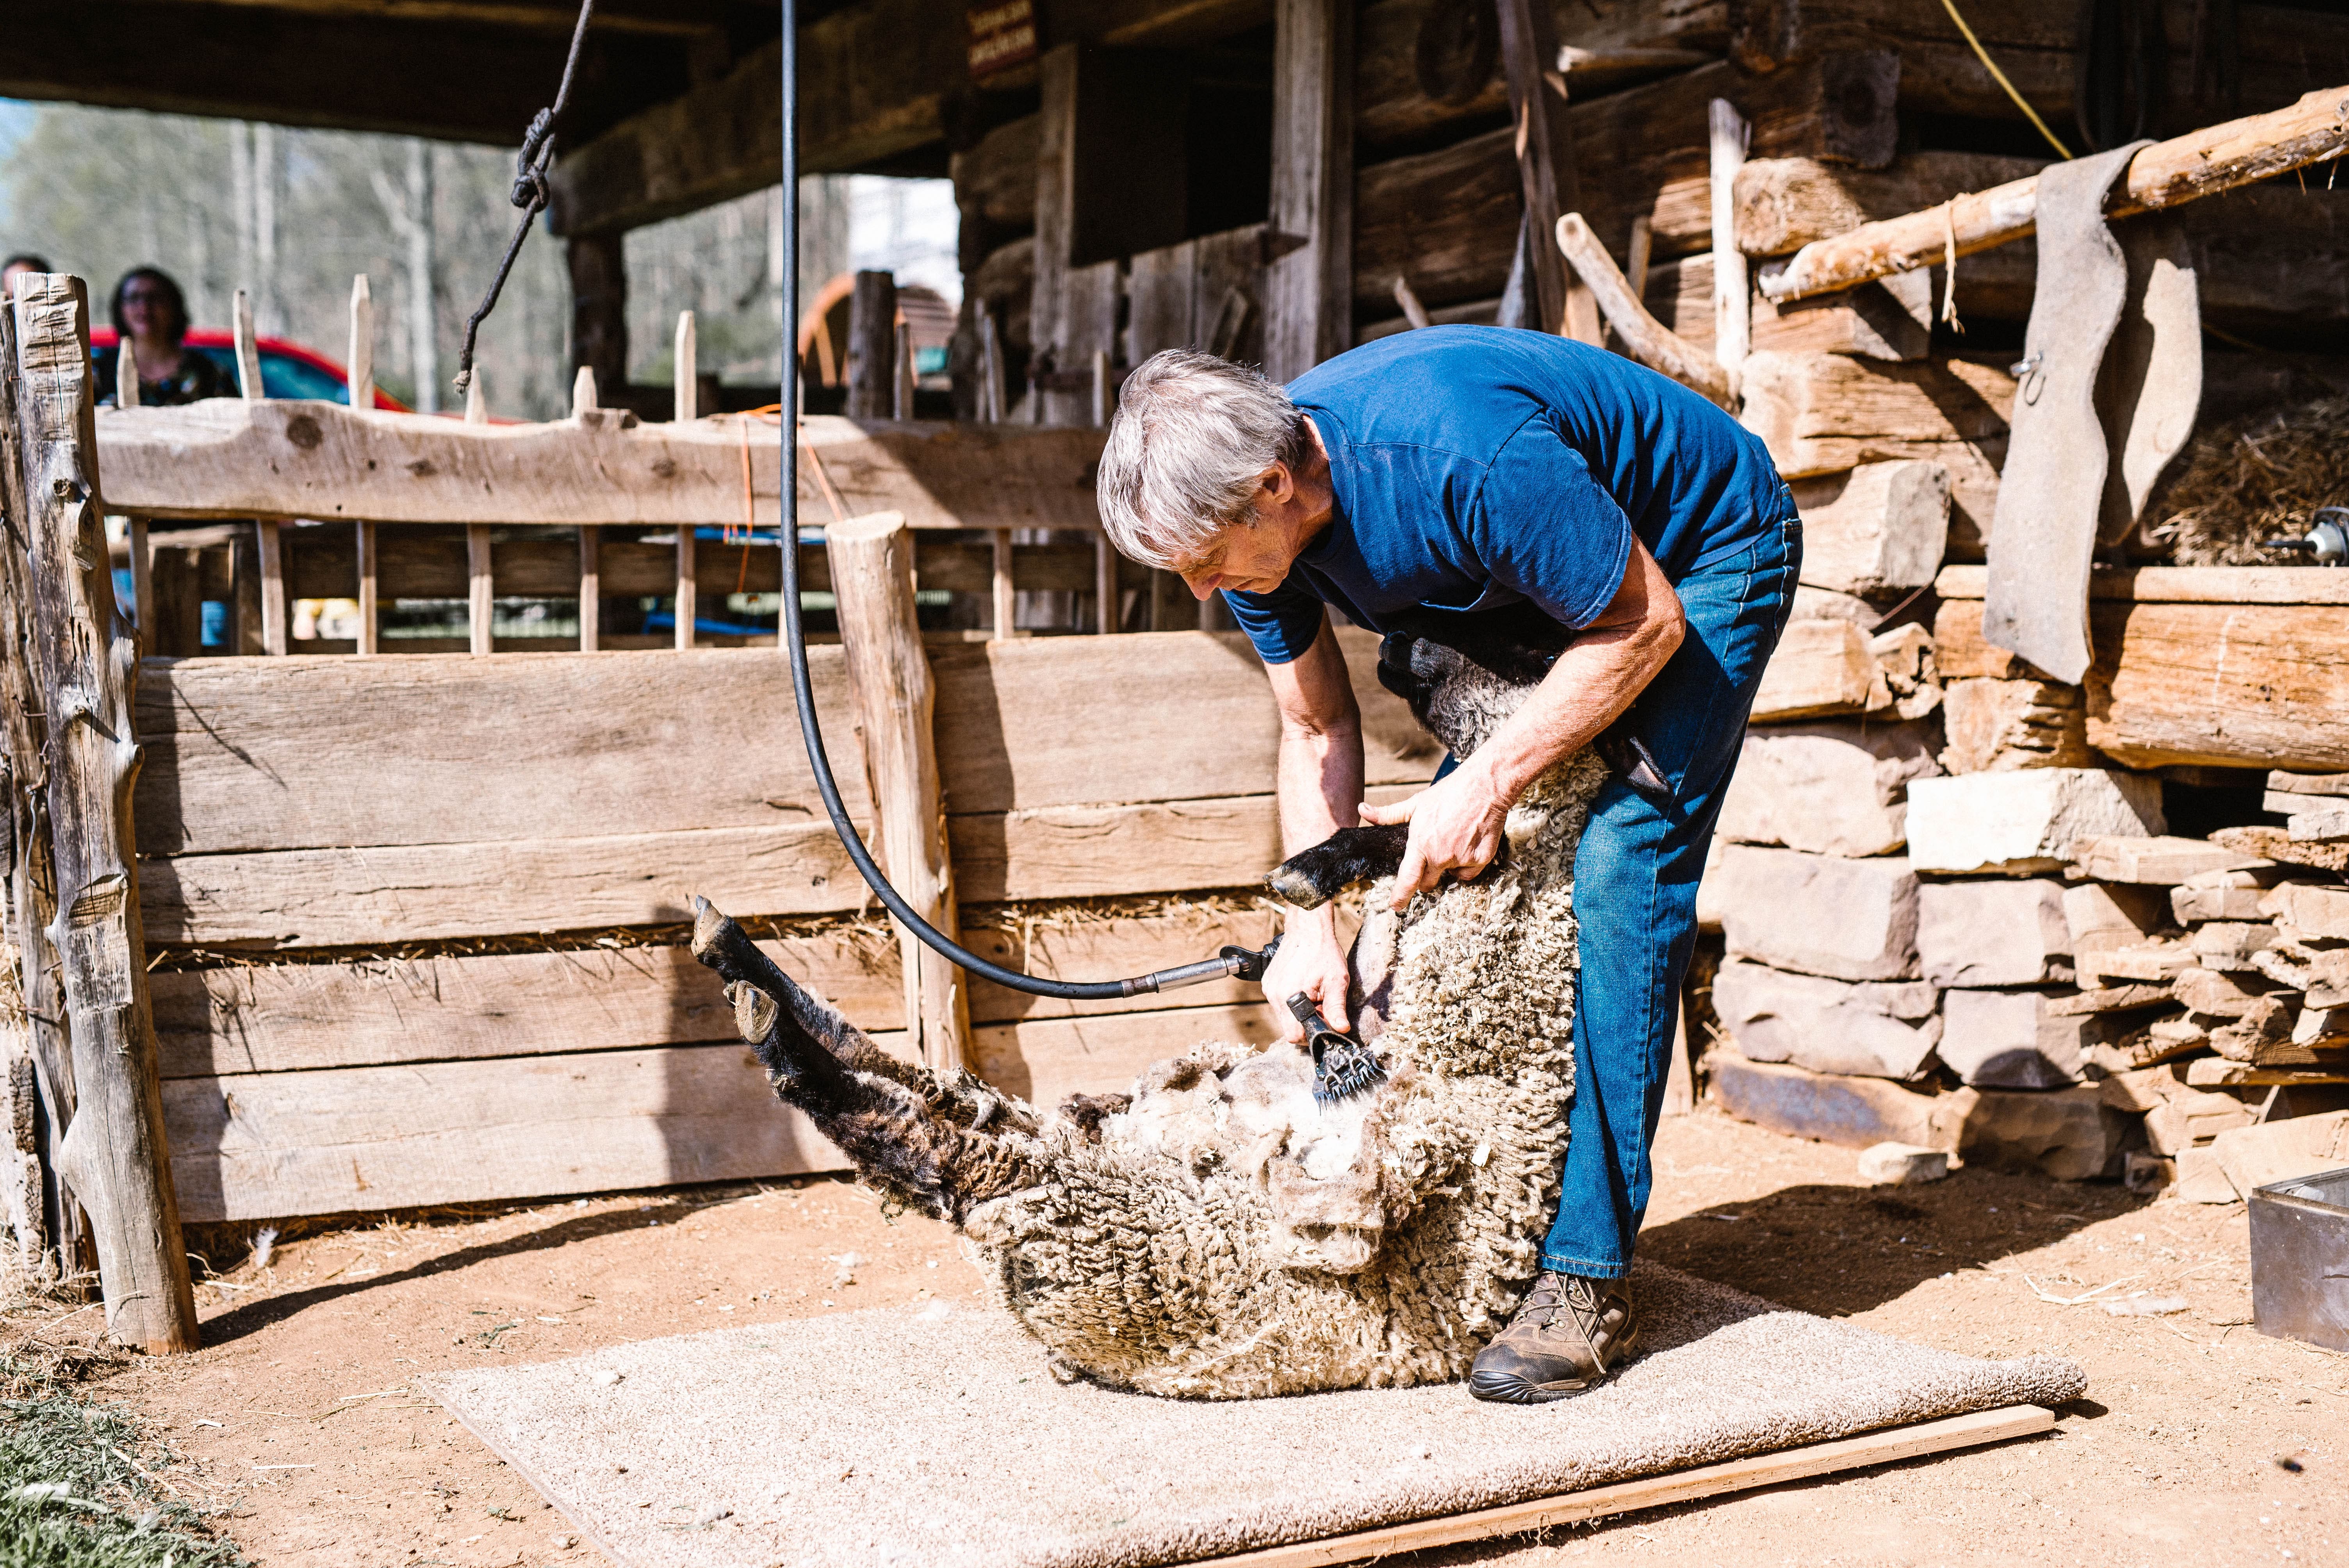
left=1265, top=825, right=1411, bottom=909
left=690, top=896, right=876, bottom=1109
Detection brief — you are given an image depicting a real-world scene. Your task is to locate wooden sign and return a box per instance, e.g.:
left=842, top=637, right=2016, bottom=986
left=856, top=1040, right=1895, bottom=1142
left=968, top=0, right=1037, bottom=77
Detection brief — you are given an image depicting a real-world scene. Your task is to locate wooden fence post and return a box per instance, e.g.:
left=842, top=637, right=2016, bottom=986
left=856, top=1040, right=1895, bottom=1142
left=845, top=272, right=897, bottom=422
left=0, top=299, right=96, bottom=1286
left=825, top=510, right=973, bottom=1076
left=7, top=275, right=197, bottom=1351
left=1263, top=0, right=1354, bottom=381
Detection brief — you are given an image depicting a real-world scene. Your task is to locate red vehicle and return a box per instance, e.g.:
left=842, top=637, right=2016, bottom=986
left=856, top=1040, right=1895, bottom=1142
left=90, top=326, right=410, bottom=410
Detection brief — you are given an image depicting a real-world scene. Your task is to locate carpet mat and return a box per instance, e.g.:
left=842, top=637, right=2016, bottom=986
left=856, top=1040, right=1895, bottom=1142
left=429, top=1261, right=2083, bottom=1568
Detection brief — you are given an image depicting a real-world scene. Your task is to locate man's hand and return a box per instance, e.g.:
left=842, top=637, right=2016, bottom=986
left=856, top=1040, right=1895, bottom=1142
left=1264, top=907, right=1351, bottom=1041
left=1359, top=754, right=1511, bottom=911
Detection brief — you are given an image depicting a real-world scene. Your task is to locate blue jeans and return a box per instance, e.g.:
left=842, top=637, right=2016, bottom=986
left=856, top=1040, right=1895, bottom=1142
left=1540, top=516, right=1801, bottom=1279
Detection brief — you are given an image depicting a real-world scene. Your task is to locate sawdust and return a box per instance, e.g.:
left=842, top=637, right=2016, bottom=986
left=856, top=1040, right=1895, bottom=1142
left=2147, top=394, right=2349, bottom=564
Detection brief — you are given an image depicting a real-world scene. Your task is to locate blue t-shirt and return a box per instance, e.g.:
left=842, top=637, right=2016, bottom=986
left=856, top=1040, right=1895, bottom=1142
left=1225, top=326, right=1793, bottom=664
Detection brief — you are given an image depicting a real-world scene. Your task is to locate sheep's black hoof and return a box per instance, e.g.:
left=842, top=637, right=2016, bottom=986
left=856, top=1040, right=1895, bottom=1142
left=1266, top=825, right=1411, bottom=909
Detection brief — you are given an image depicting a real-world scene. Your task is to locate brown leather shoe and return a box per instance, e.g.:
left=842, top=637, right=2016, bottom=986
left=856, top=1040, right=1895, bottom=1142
left=1469, top=1272, right=1638, bottom=1404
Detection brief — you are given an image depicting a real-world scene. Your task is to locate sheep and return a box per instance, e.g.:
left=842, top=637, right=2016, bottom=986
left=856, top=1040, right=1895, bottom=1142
left=693, top=621, right=1592, bottom=1398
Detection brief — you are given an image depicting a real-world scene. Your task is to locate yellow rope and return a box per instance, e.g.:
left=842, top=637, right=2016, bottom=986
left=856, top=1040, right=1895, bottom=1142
left=1939, top=0, right=2074, bottom=159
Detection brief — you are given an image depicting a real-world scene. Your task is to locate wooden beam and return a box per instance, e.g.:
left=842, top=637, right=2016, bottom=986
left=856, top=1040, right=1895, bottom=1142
left=0, top=283, right=96, bottom=1281
left=1552, top=215, right=1729, bottom=406
left=1193, top=1407, right=2054, bottom=1568
left=1763, top=86, right=2349, bottom=304
left=1936, top=563, right=2349, bottom=605
left=1734, top=153, right=2047, bottom=258
left=0, top=0, right=665, bottom=144
left=991, top=528, right=1016, bottom=637
left=1738, top=350, right=2013, bottom=478
left=346, top=273, right=374, bottom=411
left=1353, top=52, right=1900, bottom=315
left=576, top=524, right=599, bottom=651
left=827, top=512, right=973, bottom=1074
left=95, top=403, right=1109, bottom=532
left=129, top=0, right=738, bottom=42
left=1263, top=0, right=1354, bottom=380
left=1707, top=98, right=1750, bottom=392
left=1495, top=0, right=1591, bottom=341
left=845, top=271, right=897, bottom=422
left=1029, top=46, right=1125, bottom=427
left=8, top=275, right=197, bottom=1353
left=567, top=233, right=626, bottom=403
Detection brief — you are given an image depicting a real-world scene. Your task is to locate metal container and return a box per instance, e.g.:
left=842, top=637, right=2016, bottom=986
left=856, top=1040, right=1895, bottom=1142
left=2251, top=1165, right=2349, bottom=1353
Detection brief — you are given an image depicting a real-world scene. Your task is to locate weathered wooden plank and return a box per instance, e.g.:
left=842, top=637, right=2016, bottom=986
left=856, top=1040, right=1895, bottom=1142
left=2084, top=602, right=2349, bottom=775
left=95, top=403, right=1107, bottom=533
left=11, top=274, right=198, bottom=1352
left=1353, top=52, right=1900, bottom=312
left=971, top=1001, right=1278, bottom=1103
left=929, top=627, right=1436, bottom=815
left=149, top=905, right=1287, bottom=1077
left=952, top=786, right=1418, bottom=904
left=161, top=1044, right=843, bottom=1222
left=1738, top=351, right=2014, bottom=479
left=140, top=823, right=872, bottom=948
left=134, top=647, right=866, bottom=856
left=1936, top=564, right=2349, bottom=606
left=161, top=1003, right=1281, bottom=1221
left=135, top=631, right=1430, bottom=856
left=1263, top=0, right=1355, bottom=380
left=1734, top=152, right=2046, bottom=257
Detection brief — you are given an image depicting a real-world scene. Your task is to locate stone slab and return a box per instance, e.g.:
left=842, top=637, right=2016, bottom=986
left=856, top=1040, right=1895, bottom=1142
left=1907, top=771, right=2164, bottom=875
left=1713, top=958, right=1942, bottom=1081
left=1718, top=719, right=1940, bottom=858
left=1918, top=879, right=2071, bottom=987
left=1705, top=1052, right=1963, bottom=1153
left=1937, top=989, right=2096, bottom=1089
left=1714, top=845, right=1921, bottom=982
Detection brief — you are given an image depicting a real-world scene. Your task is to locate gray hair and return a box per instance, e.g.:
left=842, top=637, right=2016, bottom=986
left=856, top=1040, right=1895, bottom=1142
left=1095, top=349, right=1312, bottom=569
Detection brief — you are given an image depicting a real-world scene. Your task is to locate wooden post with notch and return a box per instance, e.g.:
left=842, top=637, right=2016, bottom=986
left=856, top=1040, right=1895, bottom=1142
left=825, top=510, right=973, bottom=1074
left=675, top=526, right=696, bottom=650
left=1263, top=0, right=1354, bottom=381
left=7, top=275, right=198, bottom=1351
left=1495, top=0, right=1599, bottom=343
left=0, top=289, right=96, bottom=1285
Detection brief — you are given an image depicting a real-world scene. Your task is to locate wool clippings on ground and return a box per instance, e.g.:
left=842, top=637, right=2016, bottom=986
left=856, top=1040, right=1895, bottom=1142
left=427, top=1261, right=2084, bottom=1568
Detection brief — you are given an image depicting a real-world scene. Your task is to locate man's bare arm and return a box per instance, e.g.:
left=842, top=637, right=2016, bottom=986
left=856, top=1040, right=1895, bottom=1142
left=1260, top=614, right=1363, bottom=1037
left=1363, top=537, right=1685, bottom=907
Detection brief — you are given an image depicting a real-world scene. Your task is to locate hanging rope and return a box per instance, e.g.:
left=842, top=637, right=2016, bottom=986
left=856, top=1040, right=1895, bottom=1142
left=451, top=0, right=599, bottom=402
left=1939, top=0, right=2074, bottom=160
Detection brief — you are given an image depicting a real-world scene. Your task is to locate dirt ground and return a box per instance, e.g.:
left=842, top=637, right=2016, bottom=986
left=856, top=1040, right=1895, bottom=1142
left=39, top=1108, right=2349, bottom=1568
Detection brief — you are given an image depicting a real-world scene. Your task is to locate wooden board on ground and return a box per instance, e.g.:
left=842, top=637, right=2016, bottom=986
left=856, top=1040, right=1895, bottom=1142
left=160, top=1003, right=1277, bottom=1221
left=1194, top=1406, right=2056, bottom=1568
left=93, top=403, right=1107, bottom=533
left=136, top=632, right=1434, bottom=858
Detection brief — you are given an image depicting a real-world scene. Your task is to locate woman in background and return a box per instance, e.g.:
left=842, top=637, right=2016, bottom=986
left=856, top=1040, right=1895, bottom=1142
left=97, top=267, right=231, bottom=406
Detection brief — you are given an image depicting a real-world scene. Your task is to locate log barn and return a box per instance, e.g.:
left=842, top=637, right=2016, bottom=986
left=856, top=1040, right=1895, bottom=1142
left=4, top=0, right=2349, bottom=1353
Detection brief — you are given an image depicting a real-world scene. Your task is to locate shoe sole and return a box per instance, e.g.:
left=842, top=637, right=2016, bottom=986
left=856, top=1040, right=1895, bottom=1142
left=1467, top=1322, right=1641, bottom=1405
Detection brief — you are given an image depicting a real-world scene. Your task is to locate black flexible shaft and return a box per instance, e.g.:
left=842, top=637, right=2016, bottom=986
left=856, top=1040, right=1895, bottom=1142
left=775, top=2, right=1241, bottom=1002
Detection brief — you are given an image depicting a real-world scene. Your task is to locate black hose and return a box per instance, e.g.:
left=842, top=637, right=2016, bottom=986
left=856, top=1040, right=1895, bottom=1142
left=775, top=2, right=1246, bottom=1002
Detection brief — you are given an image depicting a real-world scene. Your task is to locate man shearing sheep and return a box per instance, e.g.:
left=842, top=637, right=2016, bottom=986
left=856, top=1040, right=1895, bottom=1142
left=1093, top=328, right=1800, bottom=1404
